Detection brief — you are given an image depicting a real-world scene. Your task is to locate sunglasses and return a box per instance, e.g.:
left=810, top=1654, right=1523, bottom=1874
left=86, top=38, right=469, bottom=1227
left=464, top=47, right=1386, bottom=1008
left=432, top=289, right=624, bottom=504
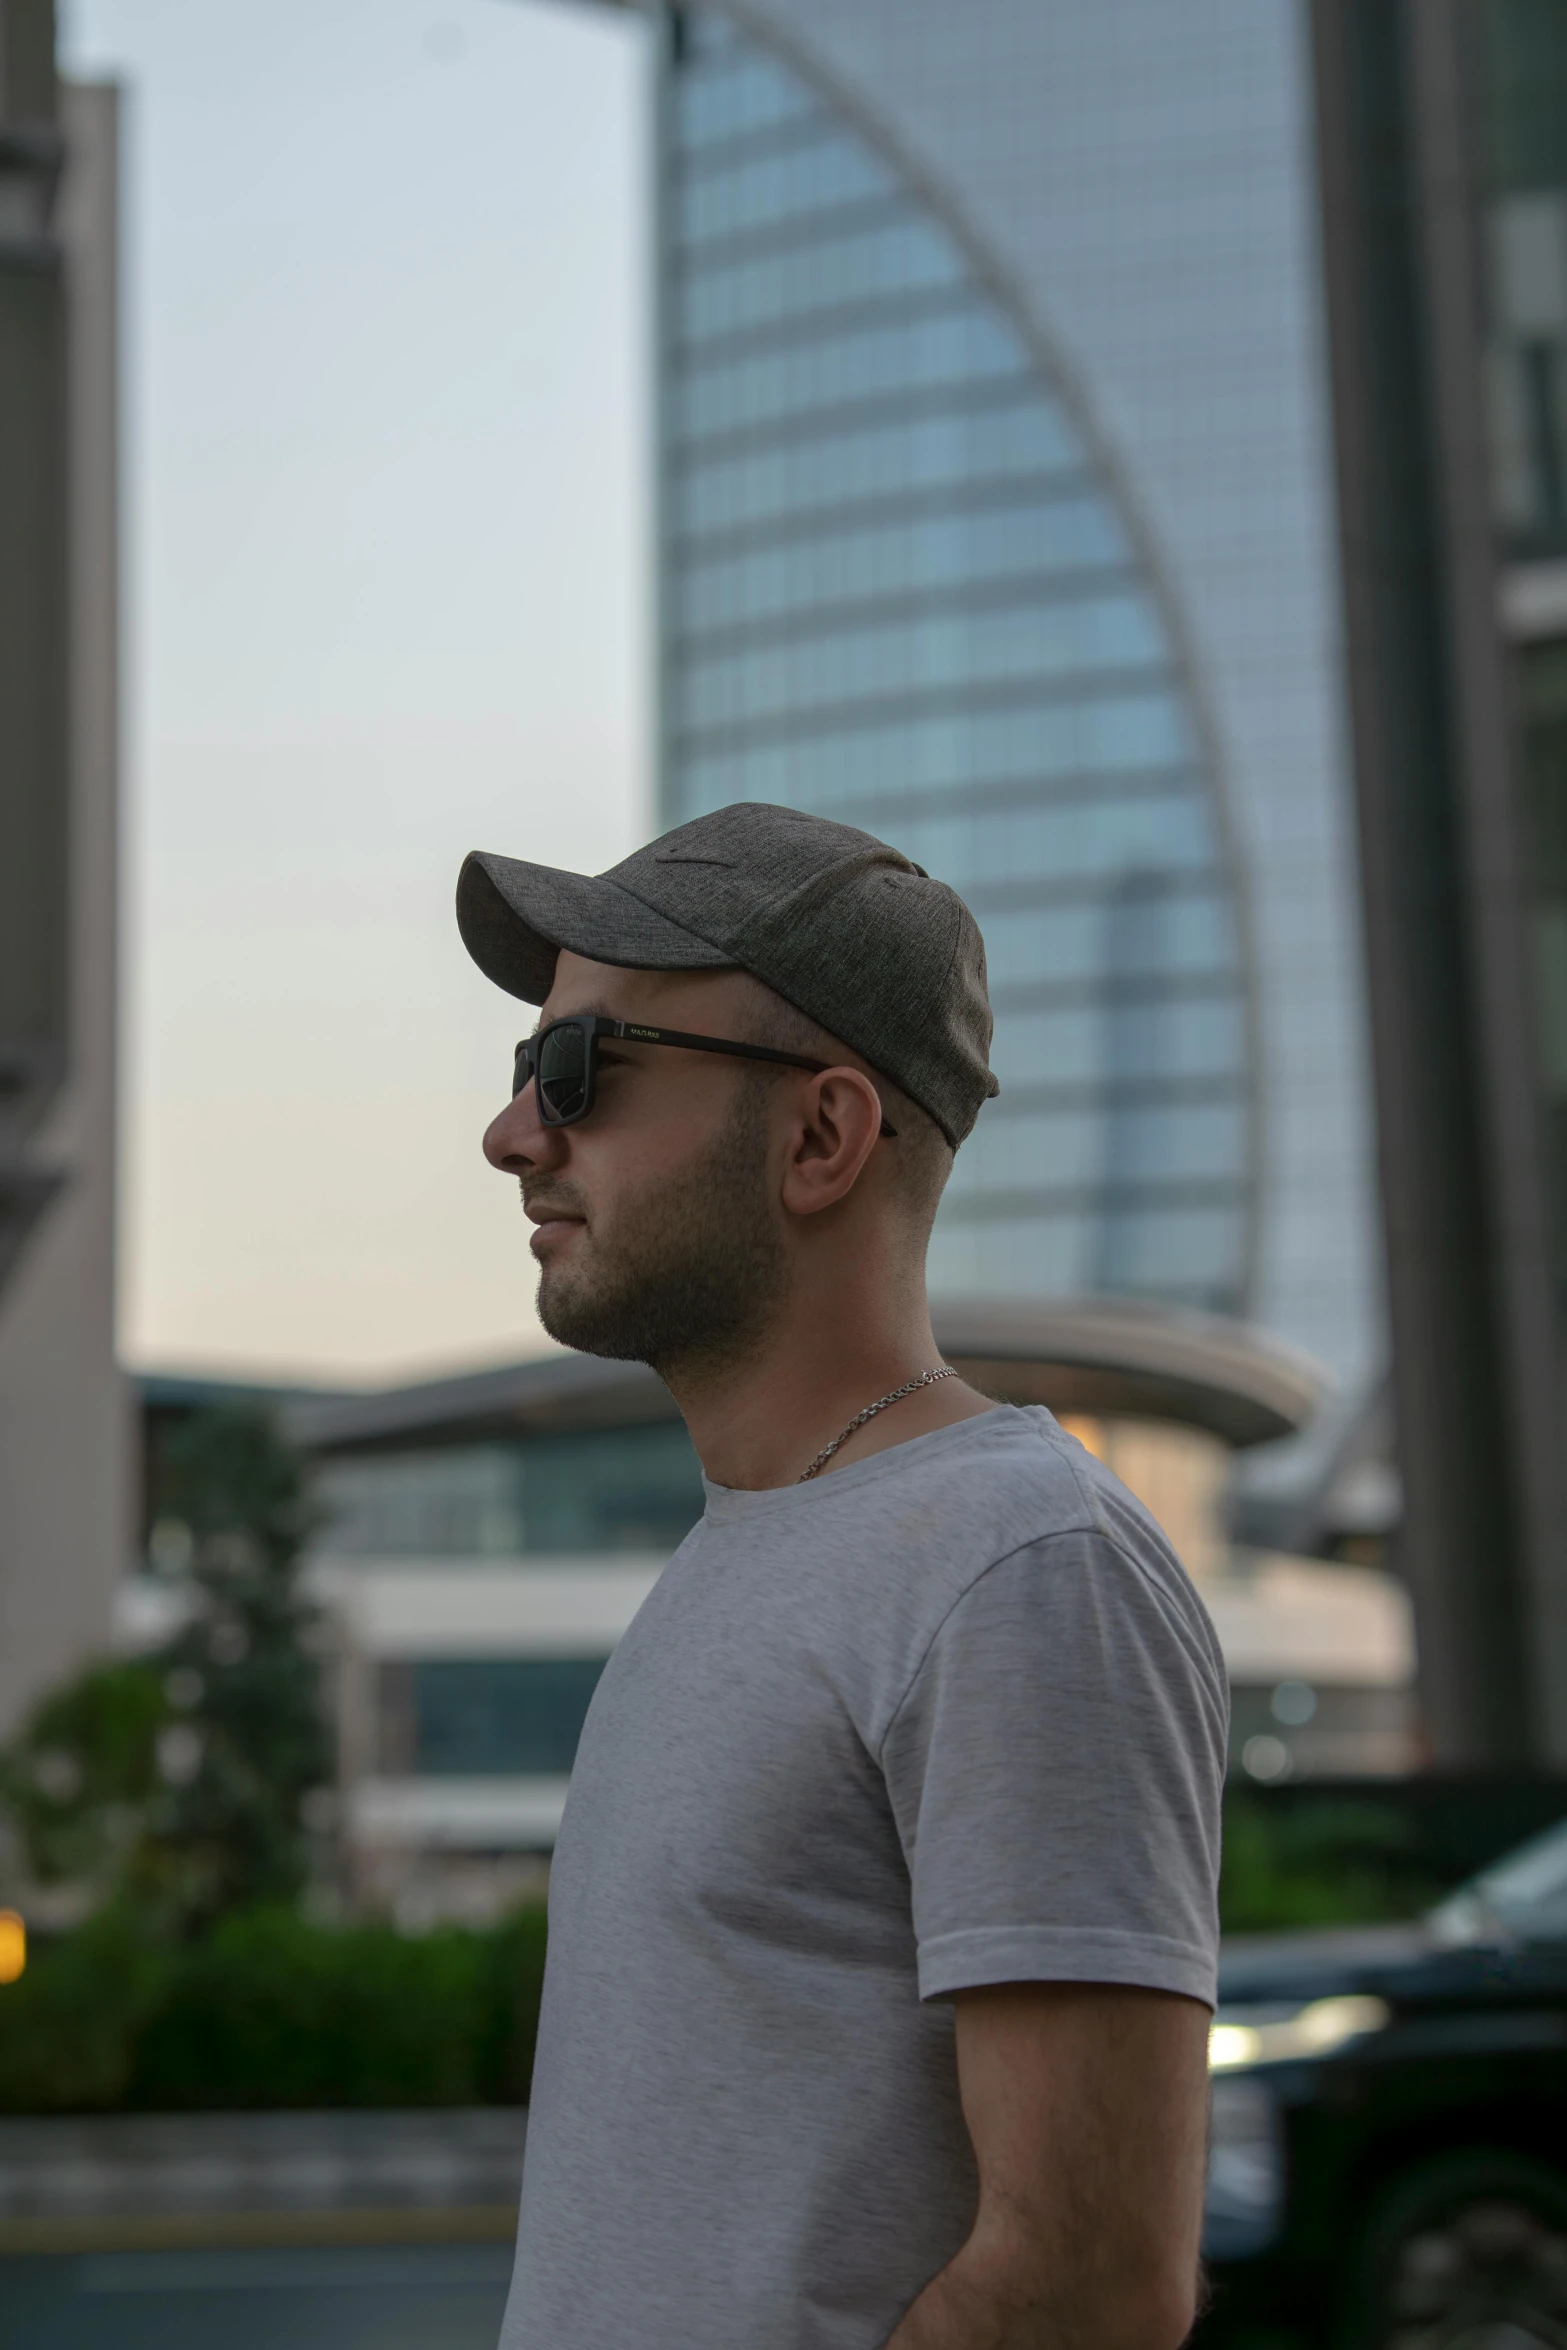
left=513, top=1015, right=897, bottom=1135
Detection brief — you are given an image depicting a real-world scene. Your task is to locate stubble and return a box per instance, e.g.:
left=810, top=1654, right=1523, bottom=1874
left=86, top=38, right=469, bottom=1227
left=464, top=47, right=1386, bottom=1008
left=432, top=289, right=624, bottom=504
left=525, top=1076, right=789, bottom=1381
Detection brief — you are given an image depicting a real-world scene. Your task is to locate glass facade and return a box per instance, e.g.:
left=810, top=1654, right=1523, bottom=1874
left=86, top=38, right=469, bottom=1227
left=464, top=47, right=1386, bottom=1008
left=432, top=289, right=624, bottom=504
left=379, top=1657, right=607, bottom=1776
left=314, top=1421, right=706, bottom=1559
left=657, top=10, right=1256, bottom=1312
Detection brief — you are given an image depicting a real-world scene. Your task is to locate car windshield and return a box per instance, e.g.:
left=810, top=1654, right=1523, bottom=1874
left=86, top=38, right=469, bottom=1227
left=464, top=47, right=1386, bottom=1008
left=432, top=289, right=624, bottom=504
left=1428, top=1815, right=1567, bottom=1944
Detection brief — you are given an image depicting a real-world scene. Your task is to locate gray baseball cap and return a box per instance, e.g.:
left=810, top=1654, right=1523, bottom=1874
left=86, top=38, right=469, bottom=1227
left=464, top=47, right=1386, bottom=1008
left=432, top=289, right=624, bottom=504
left=456, top=801, right=998, bottom=1147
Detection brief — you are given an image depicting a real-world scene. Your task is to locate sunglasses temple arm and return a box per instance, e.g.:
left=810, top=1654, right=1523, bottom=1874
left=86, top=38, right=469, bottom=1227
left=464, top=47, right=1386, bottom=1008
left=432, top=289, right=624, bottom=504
left=622, top=1027, right=899, bottom=1136
left=610, top=1021, right=823, bottom=1075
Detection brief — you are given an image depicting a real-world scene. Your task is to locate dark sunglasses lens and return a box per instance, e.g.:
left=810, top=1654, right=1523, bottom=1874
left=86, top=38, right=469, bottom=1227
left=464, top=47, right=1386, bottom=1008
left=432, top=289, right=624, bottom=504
left=512, top=1042, right=531, bottom=1099
left=537, top=1023, right=589, bottom=1122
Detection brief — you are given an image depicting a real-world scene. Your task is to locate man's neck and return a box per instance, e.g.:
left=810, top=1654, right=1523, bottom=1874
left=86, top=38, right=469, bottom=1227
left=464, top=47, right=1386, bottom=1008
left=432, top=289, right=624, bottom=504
left=662, top=1287, right=995, bottom=1491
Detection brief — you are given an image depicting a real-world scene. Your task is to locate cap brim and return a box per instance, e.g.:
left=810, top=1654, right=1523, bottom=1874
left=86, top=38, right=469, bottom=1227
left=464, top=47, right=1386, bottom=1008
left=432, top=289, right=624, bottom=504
left=456, top=850, right=734, bottom=1006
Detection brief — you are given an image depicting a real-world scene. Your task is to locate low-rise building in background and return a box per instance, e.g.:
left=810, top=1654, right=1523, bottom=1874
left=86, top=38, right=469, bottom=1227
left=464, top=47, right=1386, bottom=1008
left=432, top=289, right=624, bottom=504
left=127, top=1302, right=1417, bottom=1925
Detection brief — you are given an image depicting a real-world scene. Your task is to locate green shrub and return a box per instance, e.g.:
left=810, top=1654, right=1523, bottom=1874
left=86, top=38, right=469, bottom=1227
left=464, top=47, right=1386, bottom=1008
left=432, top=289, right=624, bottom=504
left=472, top=1905, right=550, bottom=2105
left=0, top=1906, right=173, bottom=2111
left=0, top=1904, right=546, bottom=2114
left=1219, top=1795, right=1437, bottom=1933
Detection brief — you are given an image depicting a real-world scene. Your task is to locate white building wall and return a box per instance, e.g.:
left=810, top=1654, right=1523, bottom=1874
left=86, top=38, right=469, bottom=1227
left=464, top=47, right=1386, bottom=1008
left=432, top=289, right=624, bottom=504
left=318, top=1556, right=662, bottom=1865
left=317, top=1558, right=665, bottom=1658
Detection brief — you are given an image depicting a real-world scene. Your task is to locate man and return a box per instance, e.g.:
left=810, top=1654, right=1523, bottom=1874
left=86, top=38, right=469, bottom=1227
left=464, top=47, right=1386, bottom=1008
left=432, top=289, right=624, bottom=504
left=458, top=801, right=1227, bottom=2350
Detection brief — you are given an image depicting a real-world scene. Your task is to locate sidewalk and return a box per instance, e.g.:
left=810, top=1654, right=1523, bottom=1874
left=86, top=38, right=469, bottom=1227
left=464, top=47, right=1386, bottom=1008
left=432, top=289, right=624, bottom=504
left=0, top=2109, right=527, bottom=2253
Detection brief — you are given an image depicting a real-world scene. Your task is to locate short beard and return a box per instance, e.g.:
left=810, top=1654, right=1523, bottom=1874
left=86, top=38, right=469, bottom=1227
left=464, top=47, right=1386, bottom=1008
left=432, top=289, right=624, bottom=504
left=528, top=1076, right=788, bottom=1381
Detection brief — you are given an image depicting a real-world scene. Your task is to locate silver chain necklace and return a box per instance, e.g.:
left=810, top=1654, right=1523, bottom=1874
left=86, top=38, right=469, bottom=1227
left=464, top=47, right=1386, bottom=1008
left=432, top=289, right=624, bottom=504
left=797, top=1366, right=958, bottom=1482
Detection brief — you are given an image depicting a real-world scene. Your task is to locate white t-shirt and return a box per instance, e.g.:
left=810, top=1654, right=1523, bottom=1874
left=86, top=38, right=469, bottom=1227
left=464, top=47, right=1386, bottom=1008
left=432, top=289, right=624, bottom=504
left=501, top=1405, right=1228, bottom=2350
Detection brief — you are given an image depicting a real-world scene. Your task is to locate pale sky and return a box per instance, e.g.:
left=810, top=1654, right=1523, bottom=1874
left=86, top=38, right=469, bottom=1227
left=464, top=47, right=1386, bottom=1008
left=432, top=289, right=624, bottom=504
left=62, top=0, right=652, bottom=1387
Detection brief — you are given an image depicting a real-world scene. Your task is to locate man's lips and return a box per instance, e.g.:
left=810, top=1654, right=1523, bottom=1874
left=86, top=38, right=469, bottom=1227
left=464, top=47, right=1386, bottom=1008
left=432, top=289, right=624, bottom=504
left=523, top=1200, right=587, bottom=1253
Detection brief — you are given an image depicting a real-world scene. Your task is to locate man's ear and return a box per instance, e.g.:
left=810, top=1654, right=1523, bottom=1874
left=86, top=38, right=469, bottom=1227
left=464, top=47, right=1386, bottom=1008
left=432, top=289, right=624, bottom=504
left=778, top=1067, right=885, bottom=1218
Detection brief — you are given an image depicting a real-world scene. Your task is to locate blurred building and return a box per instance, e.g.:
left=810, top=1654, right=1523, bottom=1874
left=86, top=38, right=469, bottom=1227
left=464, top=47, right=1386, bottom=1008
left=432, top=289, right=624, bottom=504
left=133, top=1311, right=1419, bottom=1919
left=121, top=1307, right=1417, bottom=1922
left=1310, top=0, right=1567, bottom=1765
left=631, top=0, right=1383, bottom=1541
left=130, top=1315, right=1410, bottom=1918
left=0, top=1, right=129, bottom=1734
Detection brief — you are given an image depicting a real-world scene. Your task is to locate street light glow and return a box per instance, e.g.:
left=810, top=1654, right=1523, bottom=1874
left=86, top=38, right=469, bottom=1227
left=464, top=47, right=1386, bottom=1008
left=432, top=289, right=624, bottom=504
left=0, top=1911, right=25, bottom=1985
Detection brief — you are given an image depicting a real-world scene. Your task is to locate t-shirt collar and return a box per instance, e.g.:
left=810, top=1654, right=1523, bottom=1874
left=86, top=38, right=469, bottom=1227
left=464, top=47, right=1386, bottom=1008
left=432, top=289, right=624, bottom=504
left=699, top=1402, right=1027, bottom=1526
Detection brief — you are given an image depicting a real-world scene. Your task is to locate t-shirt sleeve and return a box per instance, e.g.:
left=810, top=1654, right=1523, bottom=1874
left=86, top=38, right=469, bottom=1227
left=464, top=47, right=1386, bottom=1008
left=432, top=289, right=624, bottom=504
left=879, top=1529, right=1229, bottom=2009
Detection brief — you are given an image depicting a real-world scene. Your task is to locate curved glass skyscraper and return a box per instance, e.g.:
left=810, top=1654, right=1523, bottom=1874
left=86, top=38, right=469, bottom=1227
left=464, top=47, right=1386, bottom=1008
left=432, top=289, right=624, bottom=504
left=659, top=10, right=1254, bottom=1314
left=650, top=0, right=1381, bottom=1422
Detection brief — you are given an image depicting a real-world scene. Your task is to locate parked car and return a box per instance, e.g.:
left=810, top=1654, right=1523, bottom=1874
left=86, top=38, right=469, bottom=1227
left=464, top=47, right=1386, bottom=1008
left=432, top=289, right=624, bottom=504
left=1199, top=1814, right=1567, bottom=2348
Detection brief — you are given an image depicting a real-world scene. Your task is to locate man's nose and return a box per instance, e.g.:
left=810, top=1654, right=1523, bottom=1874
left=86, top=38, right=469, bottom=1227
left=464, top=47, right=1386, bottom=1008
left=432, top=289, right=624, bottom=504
left=483, top=1079, right=563, bottom=1174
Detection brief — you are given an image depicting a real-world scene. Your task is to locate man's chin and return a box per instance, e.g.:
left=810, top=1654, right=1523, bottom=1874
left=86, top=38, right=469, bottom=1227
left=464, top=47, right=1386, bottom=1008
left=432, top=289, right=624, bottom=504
left=536, top=1265, right=643, bottom=1363
left=535, top=1265, right=584, bottom=1348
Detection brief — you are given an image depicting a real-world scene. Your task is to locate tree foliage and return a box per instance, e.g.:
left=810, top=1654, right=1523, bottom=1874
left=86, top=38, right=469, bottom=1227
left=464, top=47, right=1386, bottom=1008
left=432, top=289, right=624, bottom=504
left=0, top=1660, right=166, bottom=1902
left=134, top=1405, right=334, bottom=1930
left=0, top=1404, right=333, bottom=1936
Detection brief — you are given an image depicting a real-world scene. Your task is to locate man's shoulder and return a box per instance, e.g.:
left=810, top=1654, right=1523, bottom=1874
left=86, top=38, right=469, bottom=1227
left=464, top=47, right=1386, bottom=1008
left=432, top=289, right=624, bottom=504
left=859, top=1406, right=1197, bottom=1620
left=887, top=1405, right=1162, bottom=1550
left=839, top=1408, right=1224, bottom=1746
left=902, top=1400, right=1221, bottom=1663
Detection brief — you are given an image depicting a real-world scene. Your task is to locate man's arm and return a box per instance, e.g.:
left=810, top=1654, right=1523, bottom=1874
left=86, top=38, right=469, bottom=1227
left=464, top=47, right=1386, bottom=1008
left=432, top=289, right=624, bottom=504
left=884, top=1982, right=1211, bottom=2350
